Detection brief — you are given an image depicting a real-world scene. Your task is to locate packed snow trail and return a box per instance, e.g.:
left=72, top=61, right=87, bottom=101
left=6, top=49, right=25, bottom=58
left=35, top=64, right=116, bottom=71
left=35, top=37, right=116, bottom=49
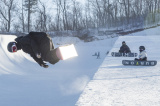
left=76, top=36, right=160, bottom=106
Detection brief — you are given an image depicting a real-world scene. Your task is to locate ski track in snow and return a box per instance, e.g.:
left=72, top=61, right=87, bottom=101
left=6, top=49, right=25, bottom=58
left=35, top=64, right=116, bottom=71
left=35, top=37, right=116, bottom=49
left=76, top=36, right=160, bottom=106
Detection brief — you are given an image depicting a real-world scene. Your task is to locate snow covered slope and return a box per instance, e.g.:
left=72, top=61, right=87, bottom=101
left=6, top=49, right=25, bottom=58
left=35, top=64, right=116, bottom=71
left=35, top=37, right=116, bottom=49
left=76, top=36, right=160, bottom=106
left=0, top=35, right=117, bottom=106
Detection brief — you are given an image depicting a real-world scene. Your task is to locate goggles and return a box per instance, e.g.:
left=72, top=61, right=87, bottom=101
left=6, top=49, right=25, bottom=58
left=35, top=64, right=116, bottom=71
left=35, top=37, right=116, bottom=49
left=139, top=49, right=144, bottom=50
left=12, top=43, right=17, bottom=52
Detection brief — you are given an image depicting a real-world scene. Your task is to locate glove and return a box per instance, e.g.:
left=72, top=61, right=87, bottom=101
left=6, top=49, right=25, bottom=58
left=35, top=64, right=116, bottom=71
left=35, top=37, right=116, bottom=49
left=36, top=53, right=41, bottom=58
left=135, top=58, right=138, bottom=61
left=40, top=63, right=49, bottom=68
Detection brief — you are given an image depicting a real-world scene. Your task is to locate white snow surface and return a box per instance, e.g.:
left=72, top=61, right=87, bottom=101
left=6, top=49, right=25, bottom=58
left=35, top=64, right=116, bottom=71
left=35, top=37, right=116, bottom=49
left=0, top=35, right=116, bottom=106
left=76, top=35, right=160, bottom=106
left=0, top=26, right=160, bottom=106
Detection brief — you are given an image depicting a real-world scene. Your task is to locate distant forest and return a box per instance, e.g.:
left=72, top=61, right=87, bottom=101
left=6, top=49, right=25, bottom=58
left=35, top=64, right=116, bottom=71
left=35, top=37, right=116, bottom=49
left=0, top=0, right=160, bottom=33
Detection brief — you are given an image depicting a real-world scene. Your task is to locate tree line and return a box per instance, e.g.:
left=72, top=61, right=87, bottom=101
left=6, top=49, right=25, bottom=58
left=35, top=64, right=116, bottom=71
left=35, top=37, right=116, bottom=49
left=0, top=0, right=160, bottom=33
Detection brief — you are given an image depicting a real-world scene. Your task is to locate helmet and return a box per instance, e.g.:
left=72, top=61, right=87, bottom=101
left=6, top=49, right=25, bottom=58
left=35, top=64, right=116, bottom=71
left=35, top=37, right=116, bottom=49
left=122, top=41, right=125, bottom=43
left=139, top=46, right=145, bottom=52
left=139, top=46, right=145, bottom=50
left=7, top=42, right=17, bottom=53
left=122, top=41, right=126, bottom=45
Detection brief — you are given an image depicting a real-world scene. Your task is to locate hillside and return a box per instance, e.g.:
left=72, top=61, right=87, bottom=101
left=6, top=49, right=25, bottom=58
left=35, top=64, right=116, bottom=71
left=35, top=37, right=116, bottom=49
left=76, top=35, right=160, bottom=106
left=0, top=26, right=160, bottom=106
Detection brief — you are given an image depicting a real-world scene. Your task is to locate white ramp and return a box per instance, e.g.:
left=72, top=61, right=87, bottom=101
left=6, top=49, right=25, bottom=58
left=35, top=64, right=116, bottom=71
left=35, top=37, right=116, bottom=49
left=76, top=36, right=160, bottom=106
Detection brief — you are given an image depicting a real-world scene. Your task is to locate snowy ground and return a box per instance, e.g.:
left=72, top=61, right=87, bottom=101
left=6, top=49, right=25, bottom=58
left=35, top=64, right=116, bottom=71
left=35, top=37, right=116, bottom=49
left=0, top=35, right=117, bottom=106
left=76, top=35, right=160, bottom=106
left=0, top=26, right=160, bottom=106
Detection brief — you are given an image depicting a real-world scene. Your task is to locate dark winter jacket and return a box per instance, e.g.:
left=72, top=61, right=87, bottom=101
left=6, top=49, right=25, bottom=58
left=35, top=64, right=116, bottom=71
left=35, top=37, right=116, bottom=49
left=15, top=32, right=59, bottom=66
left=119, top=44, right=131, bottom=53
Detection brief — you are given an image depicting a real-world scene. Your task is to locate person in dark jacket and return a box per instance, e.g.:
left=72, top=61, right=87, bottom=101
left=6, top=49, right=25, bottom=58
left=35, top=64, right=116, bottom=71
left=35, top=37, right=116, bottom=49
left=119, top=41, right=131, bottom=53
left=7, top=32, right=60, bottom=68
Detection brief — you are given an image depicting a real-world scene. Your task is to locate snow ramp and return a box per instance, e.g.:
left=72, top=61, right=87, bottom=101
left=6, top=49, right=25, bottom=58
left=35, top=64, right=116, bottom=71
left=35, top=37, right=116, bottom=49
left=0, top=35, right=86, bottom=106
left=0, top=35, right=48, bottom=75
left=76, top=36, right=160, bottom=106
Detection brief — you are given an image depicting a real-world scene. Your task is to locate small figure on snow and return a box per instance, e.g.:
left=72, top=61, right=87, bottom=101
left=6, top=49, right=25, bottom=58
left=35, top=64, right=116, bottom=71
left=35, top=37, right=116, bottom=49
left=97, top=52, right=100, bottom=59
left=92, top=52, right=98, bottom=56
left=135, top=46, right=147, bottom=61
left=7, top=32, right=60, bottom=68
left=119, top=41, right=131, bottom=53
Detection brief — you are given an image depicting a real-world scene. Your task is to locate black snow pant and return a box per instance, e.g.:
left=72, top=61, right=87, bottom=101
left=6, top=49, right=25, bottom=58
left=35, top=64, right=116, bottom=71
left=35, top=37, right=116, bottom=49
left=45, top=48, right=60, bottom=65
left=134, top=57, right=147, bottom=61
left=41, top=36, right=60, bottom=65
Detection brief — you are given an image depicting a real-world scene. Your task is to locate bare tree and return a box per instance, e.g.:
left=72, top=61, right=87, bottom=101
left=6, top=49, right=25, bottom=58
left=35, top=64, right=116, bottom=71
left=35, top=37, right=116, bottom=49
left=60, top=0, right=70, bottom=30
left=71, top=0, right=83, bottom=30
left=119, top=0, right=131, bottom=24
left=53, top=0, right=74, bottom=31
left=0, top=0, right=16, bottom=32
left=84, top=0, right=92, bottom=29
left=158, top=0, right=160, bottom=12
left=23, top=0, right=38, bottom=32
left=15, top=0, right=26, bottom=32
left=21, top=0, right=25, bottom=32
left=53, top=0, right=62, bottom=31
left=35, top=0, right=47, bottom=31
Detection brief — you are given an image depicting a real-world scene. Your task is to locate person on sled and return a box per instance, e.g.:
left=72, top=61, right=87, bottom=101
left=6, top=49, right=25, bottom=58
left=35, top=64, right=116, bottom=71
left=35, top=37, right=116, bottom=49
left=135, top=46, right=147, bottom=61
left=7, top=32, right=60, bottom=68
left=119, top=41, right=131, bottom=53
